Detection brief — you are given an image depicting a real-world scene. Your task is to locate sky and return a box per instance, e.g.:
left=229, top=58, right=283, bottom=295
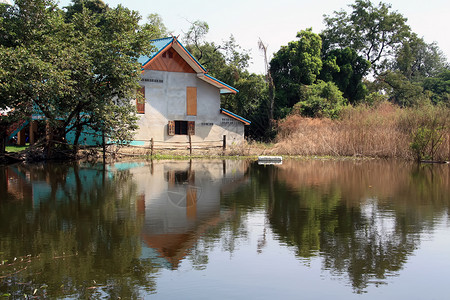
left=57, top=0, right=450, bottom=75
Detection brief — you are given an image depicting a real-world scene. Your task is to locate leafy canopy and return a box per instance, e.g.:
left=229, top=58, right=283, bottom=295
left=0, top=0, right=156, bottom=151
left=270, top=28, right=323, bottom=118
left=322, top=0, right=411, bottom=74
left=293, top=80, right=347, bottom=119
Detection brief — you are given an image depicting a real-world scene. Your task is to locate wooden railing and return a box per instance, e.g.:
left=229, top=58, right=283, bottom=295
left=130, top=135, right=227, bottom=155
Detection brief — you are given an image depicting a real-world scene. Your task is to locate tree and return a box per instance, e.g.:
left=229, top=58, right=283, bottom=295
left=146, top=13, right=169, bottom=39
left=0, top=0, right=154, bottom=156
left=183, top=20, right=210, bottom=63
left=322, top=0, right=411, bottom=74
left=377, top=71, right=426, bottom=107
left=258, top=38, right=275, bottom=130
left=0, top=0, right=73, bottom=154
left=270, top=28, right=323, bottom=118
left=64, top=0, right=108, bottom=20
left=59, top=3, right=152, bottom=150
left=394, top=33, right=448, bottom=81
left=183, top=21, right=250, bottom=81
left=422, top=70, right=450, bottom=106
left=320, top=47, right=370, bottom=104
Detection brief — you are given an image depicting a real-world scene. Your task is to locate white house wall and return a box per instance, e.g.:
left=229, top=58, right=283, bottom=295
left=134, top=70, right=245, bottom=146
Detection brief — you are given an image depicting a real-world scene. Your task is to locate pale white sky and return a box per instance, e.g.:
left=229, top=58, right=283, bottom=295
left=57, top=0, right=450, bottom=74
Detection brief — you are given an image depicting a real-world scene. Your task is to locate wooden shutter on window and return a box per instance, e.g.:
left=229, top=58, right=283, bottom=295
left=186, top=87, right=197, bottom=116
left=168, top=121, right=175, bottom=136
left=188, top=121, right=195, bottom=136
left=136, top=86, right=145, bottom=114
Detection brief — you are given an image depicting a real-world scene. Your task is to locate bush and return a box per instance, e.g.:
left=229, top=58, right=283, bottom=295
left=293, top=80, right=347, bottom=119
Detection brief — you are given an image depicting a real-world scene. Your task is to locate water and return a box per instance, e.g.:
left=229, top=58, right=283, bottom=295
left=0, top=159, right=449, bottom=299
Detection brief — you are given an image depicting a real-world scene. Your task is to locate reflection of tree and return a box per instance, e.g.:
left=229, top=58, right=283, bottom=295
left=0, top=163, right=157, bottom=298
left=222, top=160, right=450, bottom=293
left=270, top=161, right=449, bottom=293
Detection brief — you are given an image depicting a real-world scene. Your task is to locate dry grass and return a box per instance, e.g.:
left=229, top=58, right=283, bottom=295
left=274, top=102, right=450, bottom=160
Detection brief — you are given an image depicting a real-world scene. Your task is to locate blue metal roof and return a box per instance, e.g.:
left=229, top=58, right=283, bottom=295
left=138, top=37, right=173, bottom=67
left=220, top=108, right=251, bottom=124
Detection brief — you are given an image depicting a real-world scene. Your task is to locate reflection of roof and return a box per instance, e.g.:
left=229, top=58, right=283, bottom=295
left=139, top=36, right=238, bottom=95
left=141, top=233, right=192, bottom=270
left=141, top=211, right=232, bottom=270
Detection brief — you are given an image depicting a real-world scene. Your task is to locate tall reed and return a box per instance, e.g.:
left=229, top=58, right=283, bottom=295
left=274, top=102, right=450, bottom=160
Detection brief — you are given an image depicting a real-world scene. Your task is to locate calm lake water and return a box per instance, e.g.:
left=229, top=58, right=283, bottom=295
left=1, top=159, right=449, bottom=299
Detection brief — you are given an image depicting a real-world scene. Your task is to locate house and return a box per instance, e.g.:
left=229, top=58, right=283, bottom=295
left=133, top=36, right=250, bottom=147
left=4, top=36, right=249, bottom=149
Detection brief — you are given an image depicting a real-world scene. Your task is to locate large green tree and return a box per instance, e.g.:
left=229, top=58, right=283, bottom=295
left=319, top=47, right=370, bottom=104
left=422, top=70, right=450, bottom=106
left=394, top=33, right=448, bottom=81
left=270, top=28, right=323, bottom=118
left=322, top=0, right=410, bottom=74
left=0, top=0, right=155, bottom=156
left=0, top=0, right=72, bottom=153
left=59, top=2, right=154, bottom=149
left=377, top=71, right=426, bottom=107
left=293, top=80, right=347, bottom=119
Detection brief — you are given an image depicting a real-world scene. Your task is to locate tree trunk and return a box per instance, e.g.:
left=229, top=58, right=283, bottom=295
left=45, top=120, right=53, bottom=158
left=0, top=122, right=7, bottom=154
left=0, top=135, right=5, bottom=154
left=72, top=124, right=82, bottom=156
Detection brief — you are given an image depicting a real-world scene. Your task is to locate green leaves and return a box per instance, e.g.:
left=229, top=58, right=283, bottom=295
left=323, top=0, right=410, bottom=74
left=422, top=70, right=450, bottom=106
left=1, top=0, right=157, bottom=153
left=320, top=47, right=370, bottom=104
left=294, top=80, right=347, bottom=119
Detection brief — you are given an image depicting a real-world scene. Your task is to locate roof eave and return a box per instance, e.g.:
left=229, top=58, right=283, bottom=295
left=198, top=74, right=239, bottom=94
left=220, top=108, right=251, bottom=125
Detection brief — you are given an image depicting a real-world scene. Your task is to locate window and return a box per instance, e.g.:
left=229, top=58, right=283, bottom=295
left=175, top=121, right=188, bottom=135
left=168, top=121, right=195, bottom=136
left=186, top=87, right=197, bottom=116
left=136, top=86, right=145, bottom=114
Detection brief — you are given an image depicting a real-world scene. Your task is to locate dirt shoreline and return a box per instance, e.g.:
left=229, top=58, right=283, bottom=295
left=1, top=143, right=384, bottom=165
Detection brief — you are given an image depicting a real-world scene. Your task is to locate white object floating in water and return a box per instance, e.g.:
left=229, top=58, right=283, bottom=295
left=258, top=156, right=283, bottom=165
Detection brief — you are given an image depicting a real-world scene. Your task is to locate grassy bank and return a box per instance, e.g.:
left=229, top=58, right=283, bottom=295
left=5, top=145, right=29, bottom=153
left=273, top=102, right=450, bottom=161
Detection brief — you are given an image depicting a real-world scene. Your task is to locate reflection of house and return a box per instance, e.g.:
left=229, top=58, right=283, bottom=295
left=2, top=166, right=32, bottom=201
left=133, top=160, right=248, bottom=269
left=133, top=37, right=250, bottom=147
left=1, top=164, right=112, bottom=206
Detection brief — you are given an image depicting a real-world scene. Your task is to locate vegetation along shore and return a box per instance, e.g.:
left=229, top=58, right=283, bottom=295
left=1, top=0, right=449, bottom=163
